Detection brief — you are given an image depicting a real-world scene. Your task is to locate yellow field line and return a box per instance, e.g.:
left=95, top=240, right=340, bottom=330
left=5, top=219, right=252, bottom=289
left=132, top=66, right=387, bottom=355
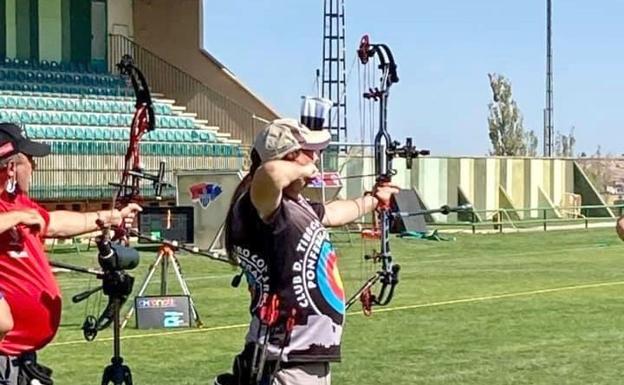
left=48, top=279, right=624, bottom=348
left=49, top=322, right=249, bottom=347
left=366, top=280, right=624, bottom=314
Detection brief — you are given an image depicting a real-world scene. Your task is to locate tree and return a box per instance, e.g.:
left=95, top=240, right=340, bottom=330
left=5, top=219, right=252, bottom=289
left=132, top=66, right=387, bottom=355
left=487, top=73, right=538, bottom=156
left=524, top=130, right=538, bottom=157
left=554, top=126, right=576, bottom=157
left=578, top=145, right=615, bottom=194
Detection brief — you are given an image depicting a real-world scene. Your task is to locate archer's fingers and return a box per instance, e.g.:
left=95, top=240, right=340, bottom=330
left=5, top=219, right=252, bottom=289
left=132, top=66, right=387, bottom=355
left=124, top=217, right=135, bottom=227
left=128, top=203, right=143, bottom=212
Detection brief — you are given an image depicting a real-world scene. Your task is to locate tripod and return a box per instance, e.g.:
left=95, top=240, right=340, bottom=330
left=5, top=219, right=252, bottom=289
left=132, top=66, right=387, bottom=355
left=102, top=296, right=132, bottom=385
left=56, top=262, right=137, bottom=385
left=121, top=243, right=203, bottom=328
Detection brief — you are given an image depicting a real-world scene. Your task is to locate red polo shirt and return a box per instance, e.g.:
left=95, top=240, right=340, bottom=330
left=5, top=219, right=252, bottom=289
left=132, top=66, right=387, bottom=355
left=0, top=191, right=61, bottom=355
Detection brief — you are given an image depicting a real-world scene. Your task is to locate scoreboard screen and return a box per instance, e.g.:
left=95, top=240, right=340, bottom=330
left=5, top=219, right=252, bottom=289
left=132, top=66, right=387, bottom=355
left=138, top=206, right=194, bottom=244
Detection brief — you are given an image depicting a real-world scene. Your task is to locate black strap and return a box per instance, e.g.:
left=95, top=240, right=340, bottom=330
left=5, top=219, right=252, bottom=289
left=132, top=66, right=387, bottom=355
left=16, top=353, right=53, bottom=385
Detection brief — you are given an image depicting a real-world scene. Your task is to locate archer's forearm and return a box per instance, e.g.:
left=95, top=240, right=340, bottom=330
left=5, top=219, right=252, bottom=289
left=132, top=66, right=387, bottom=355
left=323, top=195, right=378, bottom=227
left=47, top=210, right=119, bottom=238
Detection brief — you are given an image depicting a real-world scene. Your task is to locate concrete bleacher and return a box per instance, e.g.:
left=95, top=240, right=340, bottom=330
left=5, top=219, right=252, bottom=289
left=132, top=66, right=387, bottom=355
left=0, top=58, right=243, bottom=204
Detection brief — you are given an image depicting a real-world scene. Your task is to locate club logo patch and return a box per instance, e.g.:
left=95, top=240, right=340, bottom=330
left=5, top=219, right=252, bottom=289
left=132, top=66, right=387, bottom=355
left=189, top=183, right=222, bottom=208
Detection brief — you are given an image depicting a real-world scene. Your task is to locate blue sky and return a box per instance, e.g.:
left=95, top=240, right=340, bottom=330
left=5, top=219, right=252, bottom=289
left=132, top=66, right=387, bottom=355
left=203, top=1, right=624, bottom=156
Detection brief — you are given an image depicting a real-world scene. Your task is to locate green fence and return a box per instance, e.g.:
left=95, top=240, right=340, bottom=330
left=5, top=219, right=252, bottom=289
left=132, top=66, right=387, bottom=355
left=430, top=205, right=624, bottom=234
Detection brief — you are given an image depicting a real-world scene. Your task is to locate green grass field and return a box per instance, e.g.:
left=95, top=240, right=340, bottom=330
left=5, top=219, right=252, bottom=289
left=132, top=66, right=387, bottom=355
left=41, top=228, right=624, bottom=384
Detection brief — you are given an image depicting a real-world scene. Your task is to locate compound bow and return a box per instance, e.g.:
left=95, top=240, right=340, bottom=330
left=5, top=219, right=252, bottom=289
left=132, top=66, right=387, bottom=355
left=50, top=55, right=167, bottom=340
left=51, top=55, right=232, bottom=339
left=345, top=35, right=429, bottom=315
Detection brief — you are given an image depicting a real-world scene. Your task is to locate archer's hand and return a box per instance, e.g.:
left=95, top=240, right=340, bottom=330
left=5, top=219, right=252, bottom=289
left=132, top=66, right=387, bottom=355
left=301, top=163, right=320, bottom=179
left=301, top=163, right=321, bottom=184
left=114, top=203, right=142, bottom=227
left=373, top=183, right=400, bottom=207
left=17, top=209, right=46, bottom=232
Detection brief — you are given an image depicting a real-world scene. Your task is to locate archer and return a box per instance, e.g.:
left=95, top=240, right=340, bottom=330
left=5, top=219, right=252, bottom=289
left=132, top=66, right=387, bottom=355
left=215, top=118, right=398, bottom=385
left=0, top=122, right=140, bottom=385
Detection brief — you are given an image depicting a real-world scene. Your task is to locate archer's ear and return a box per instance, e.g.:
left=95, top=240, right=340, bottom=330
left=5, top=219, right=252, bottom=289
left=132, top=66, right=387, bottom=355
left=5, top=160, right=17, bottom=177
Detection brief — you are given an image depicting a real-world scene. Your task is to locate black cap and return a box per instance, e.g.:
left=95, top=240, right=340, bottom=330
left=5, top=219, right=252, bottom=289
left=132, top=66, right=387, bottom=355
left=0, top=123, right=51, bottom=160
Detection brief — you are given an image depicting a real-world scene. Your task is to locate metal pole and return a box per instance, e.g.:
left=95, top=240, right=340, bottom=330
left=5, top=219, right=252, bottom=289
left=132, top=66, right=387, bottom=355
left=471, top=211, right=476, bottom=234
left=544, top=0, right=554, bottom=157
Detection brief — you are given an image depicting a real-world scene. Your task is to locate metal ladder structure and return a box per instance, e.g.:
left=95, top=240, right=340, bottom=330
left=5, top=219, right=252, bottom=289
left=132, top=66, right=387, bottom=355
left=321, top=0, right=347, bottom=147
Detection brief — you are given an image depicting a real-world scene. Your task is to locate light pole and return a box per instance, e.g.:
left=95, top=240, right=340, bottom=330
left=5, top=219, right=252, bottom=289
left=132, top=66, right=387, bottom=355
left=544, top=0, right=554, bottom=157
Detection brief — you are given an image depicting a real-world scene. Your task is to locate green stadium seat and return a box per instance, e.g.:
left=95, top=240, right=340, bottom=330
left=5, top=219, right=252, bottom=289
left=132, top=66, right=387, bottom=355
left=35, top=98, right=46, bottom=110
left=60, top=112, right=71, bottom=125
left=100, top=129, right=111, bottom=141
left=105, top=115, right=115, bottom=126
left=30, top=111, right=42, bottom=124
left=24, top=97, right=35, bottom=109
left=33, top=126, right=45, bottom=139
left=188, top=130, right=199, bottom=142
left=75, top=127, right=86, bottom=140
left=77, top=113, right=88, bottom=126
left=5, top=96, right=17, bottom=108
left=88, top=114, right=99, bottom=126
left=93, top=128, right=104, bottom=140
left=65, top=127, right=75, bottom=139
left=35, top=126, right=47, bottom=139
left=18, top=111, right=31, bottom=123
left=16, top=97, right=27, bottom=109
left=44, top=98, right=55, bottom=110
left=54, top=98, right=65, bottom=110
left=50, top=112, right=62, bottom=125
